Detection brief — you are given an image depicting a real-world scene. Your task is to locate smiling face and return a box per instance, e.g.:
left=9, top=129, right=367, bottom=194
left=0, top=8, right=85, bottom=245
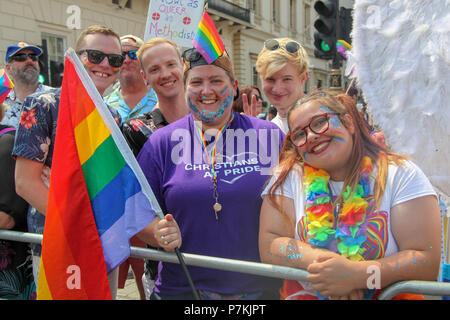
left=260, top=62, right=307, bottom=116
left=289, top=100, right=355, bottom=180
left=78, top=34, right=122, bottom=96
left=185, top=64, right=237, bottom=127
left=140, top=42, right=183, bottom=99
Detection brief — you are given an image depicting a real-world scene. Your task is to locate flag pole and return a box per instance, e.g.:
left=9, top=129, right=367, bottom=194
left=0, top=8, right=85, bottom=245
left=175, top=248, right=200, bottom=299
left=66, top=48, right=200, bottom=300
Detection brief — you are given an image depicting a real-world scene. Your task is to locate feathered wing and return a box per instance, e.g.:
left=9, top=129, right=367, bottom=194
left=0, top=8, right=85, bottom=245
left=352, top=0, right=450, bottom=201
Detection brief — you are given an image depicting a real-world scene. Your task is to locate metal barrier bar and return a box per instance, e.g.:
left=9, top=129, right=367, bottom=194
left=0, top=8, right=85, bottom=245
left=378, top=281, right=450, bottom=300
left=2, top=230, right=450, bottom=299
left=0, top=230, right=309, bottom=282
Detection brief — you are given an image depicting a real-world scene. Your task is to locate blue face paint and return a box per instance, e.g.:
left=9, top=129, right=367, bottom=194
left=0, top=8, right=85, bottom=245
left=320, top=105, right=341, bottom=128
left=188, top=93, right=233, bottom=123
left=302, top=151, right=309, bottom=162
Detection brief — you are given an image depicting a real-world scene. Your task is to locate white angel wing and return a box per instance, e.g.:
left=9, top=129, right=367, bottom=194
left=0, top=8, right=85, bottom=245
left=352, top=0, right=450, bottom=200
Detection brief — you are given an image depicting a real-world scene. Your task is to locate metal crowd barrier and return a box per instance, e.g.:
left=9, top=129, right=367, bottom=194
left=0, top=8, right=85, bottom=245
left=1, top=229, right=449, bottom=300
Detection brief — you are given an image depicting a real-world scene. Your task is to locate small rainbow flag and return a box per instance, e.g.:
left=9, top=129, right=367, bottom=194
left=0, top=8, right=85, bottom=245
left=192, top=10, right=225, bottom=64
left=37, top=48, right=159, bottom=300
left=0, top=69, right=14, bottom=103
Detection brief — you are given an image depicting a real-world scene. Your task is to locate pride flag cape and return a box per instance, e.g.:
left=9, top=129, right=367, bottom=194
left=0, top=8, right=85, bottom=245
left=37, top=48, right=161, bottom=300
left=192, top=10, right=225, bottom=64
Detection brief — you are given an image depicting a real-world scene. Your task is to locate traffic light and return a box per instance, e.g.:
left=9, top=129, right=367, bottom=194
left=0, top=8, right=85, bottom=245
left=313, top=0, right=338, bottom=60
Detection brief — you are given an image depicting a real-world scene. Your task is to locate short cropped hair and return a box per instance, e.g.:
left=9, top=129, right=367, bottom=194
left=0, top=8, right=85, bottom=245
left=75, top=25, right=121, bottom=51
left=256, top=37, right=309, bottom=80
left=137, top=38, right=182, bottom=64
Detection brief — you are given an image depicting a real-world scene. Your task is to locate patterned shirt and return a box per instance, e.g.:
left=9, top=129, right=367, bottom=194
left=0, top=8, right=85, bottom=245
left=104, top=85, right=158, bottom=122
left=11, top=88, right=121, bottom=256
left=1, top=84, right=53, bottom=128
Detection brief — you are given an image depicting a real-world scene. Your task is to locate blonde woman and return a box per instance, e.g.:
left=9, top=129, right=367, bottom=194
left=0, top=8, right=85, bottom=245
left=256, top=38, right=309, bottom=133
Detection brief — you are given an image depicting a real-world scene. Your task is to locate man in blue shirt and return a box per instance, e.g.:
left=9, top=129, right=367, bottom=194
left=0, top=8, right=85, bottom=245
left=105, top=35, right=158, bottom=122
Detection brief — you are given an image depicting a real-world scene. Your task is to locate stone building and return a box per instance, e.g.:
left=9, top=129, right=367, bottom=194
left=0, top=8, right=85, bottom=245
left=0, top=0, right=353, bottom=93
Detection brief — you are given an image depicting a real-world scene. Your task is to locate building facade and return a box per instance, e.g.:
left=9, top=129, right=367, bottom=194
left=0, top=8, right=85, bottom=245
left=0, top=0, right=353, bottom=93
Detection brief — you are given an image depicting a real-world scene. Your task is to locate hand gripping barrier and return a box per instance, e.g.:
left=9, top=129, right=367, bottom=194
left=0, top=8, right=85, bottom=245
left=1, top=229, right=449, bottom=300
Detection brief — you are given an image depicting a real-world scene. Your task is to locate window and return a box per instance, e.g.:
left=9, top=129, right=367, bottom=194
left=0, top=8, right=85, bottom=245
left=304, top=3, right=312, bottom=41
left=247, top=0, right=257, bottom=11
left=112, top=0, right=131, bottom=9
left=271, top=0, right=280, bottom=23
left=41, top=33, right=66, bottom=87
left=290, top=0, right=297, bottom=30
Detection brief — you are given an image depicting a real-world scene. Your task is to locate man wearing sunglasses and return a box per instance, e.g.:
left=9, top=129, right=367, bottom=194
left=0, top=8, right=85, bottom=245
left=13, top=25, right=122, bottom=299
left=105, top=35, right=158, bottom=123
left=1, top=42, right=52, bottom=128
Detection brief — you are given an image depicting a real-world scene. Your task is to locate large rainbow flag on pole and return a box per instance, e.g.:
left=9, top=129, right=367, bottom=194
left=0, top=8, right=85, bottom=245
left=37, top=48, right=160, bottom=300
left=192, top=10, right=225, bottom=64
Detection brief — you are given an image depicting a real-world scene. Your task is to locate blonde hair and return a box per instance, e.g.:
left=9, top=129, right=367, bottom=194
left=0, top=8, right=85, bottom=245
left=75, top=25, right=121, bottom=51
left=256, top=38, right=309, bottom=80
left=137, top=38, right=182, bottom=64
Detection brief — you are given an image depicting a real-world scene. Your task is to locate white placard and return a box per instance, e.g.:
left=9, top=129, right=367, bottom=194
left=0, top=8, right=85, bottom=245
left=144, top=0, right=205, bottom=47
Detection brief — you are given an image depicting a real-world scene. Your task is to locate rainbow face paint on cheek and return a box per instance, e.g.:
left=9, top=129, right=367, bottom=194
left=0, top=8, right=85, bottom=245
left=220, top=84, right=229, bottom=95
left=332, top=134, right=345, bottom=143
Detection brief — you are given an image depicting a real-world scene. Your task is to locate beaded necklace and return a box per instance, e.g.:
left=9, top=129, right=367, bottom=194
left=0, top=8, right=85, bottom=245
left=304, top=156, right=374, bottom=261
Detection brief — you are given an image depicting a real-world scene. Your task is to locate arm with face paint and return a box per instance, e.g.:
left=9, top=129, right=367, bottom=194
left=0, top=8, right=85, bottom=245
left=259, top=193, right=366, bottom=299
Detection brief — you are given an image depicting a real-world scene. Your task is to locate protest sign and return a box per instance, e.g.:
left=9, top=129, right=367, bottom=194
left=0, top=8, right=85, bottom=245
left=144, top=0, right=205, bottom=47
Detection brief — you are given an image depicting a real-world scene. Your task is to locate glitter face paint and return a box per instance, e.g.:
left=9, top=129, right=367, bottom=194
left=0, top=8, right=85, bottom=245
left=320, top=105, right=341, bottom=128
left=188, top=93, right=233, bottom=123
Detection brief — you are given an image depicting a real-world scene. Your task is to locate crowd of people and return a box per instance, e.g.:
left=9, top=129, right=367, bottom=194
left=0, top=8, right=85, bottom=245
left=0, top=24, right=442, bottom=300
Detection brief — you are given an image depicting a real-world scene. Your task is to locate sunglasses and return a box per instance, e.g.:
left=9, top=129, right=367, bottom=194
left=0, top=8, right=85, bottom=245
left=8, top=53, right=40, bottom=62
left=122, top=49, right=138, bottom=60
left=77, top=49, right=124, bottom=68
left=264, top=39, right=301, bottom=54
left=289, top=112, right=341, bottom=147
left=182, top=48, right=204, bottom=63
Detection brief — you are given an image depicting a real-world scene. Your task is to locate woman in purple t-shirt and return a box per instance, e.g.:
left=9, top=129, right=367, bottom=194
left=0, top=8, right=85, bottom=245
left=137, top=48, right=285, bottom=300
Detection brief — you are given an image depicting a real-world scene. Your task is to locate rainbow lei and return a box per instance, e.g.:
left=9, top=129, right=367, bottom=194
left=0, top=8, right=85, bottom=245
left=304, top=156, right=374, bottom=261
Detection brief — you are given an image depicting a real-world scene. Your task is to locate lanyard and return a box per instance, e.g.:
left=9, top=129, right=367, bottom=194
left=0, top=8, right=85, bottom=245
left=195, top=113, right=235, bottom=219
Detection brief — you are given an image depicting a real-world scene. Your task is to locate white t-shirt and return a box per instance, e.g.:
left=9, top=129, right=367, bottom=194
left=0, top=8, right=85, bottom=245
left=262, top=160, right=437, bottom=298
left=271, top=114, right=289, bottom=134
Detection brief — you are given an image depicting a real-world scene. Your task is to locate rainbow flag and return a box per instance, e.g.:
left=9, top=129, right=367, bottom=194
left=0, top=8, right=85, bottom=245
left=192, top=10, right=225, bottom=64
left=0, top=69, right=14, bottom=102
left=37, top=49, right=159, bottom=300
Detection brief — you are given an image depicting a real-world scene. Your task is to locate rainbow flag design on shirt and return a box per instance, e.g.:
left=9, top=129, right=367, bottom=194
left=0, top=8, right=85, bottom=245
left=192, top=10, right=225, bottom=64
left=0, top=69, right=14, bottom=102
left=37, top=49, right=158, bottom=300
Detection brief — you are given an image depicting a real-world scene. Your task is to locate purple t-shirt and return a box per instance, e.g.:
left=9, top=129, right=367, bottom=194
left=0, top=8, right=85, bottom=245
left=138, top=112, right=285, bottom=296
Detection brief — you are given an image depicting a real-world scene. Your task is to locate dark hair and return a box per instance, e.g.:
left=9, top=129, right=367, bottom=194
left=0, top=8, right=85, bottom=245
left=347, top=86, right=358, bottom=97
left=232, top=85, right=262, bottom=113
left=268, top=106, right=277, bottom=116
